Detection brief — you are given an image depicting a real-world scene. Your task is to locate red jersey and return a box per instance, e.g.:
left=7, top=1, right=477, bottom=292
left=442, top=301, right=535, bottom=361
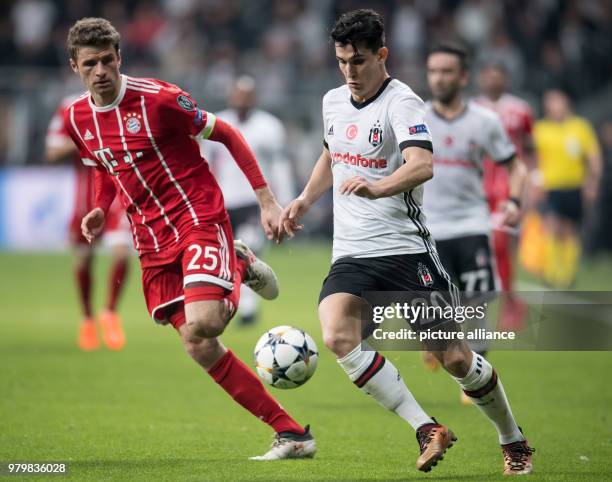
left=47, top=96, right=95, bottom=216
left=475, top=93, right=533, bottom=159
left=64, top=75, right=228, bottom=266
left=476, top=93, right=534, bottom=207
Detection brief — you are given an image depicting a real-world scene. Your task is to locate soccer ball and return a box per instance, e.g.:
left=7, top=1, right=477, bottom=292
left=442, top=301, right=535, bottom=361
left=254, top=325, right=318, bottom=389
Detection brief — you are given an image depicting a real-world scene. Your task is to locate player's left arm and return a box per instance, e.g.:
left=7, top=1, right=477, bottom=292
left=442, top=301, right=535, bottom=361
left=341, top=95, right=434, bottom=199
left=340, top=146, right=433, bottom=198
left=204, top=114, right=283, bottom=243
left=163, top=88, right=285, bottom=242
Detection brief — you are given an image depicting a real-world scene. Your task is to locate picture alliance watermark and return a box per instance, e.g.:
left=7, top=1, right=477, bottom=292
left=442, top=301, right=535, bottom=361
left=361, top=290, right=612, bottom=351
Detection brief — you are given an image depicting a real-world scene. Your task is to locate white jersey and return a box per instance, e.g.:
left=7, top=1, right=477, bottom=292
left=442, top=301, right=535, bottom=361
left=201, top=108, right=291, bottom=209
left=423, top=101, right=515, bottom=240
left=323, top=78, right=434, bottom=262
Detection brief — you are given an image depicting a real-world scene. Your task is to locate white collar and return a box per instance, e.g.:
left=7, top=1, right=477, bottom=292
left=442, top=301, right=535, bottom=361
left=88, top=74, right=127, bottom=112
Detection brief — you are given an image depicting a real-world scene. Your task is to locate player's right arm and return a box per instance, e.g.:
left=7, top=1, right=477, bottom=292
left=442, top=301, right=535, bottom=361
left=62, top=104, right=117, bottom=242
left=81, top=168, right=117, bottom=243
left=279, top=147, right=333, bottom=238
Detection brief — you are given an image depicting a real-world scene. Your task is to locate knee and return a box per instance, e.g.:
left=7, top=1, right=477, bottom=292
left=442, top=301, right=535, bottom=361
left=185, top=303, right=227, bottom=339
left=442, top=351, right=471, bottom=377
left=322, top=329, right=357, bottom=358
left=182, top=336, right=220, bottom=365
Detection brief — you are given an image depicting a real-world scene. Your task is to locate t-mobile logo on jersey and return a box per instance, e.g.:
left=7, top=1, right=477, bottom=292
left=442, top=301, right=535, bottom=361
left=94, top=147, right=119, bottom=173
left=93, top=147, right=143, bottom=174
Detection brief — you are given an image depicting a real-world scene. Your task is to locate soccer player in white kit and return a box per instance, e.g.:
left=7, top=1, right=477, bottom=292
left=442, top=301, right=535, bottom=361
left=421, top=45, right=528, bottom=399
left=202, top=76, right=294, bottom=325
left=279, top=10, right=534, bottom=475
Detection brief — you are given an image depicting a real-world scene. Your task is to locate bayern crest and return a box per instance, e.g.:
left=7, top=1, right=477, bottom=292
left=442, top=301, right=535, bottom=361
left=124, top=112, right=142, bottom=134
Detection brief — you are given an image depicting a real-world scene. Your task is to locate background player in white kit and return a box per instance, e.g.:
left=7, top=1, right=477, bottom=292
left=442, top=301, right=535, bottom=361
left=201, top=76, right=294, bottom=325
left=279, top=9, right=534, bottom=476
left=421, top=45, right=527, bottom=398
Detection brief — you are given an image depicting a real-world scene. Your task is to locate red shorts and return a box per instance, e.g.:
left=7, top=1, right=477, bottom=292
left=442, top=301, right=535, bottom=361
left=70, top=197, right=131, bottom=247
left=141, top=221, right=236, bottom=329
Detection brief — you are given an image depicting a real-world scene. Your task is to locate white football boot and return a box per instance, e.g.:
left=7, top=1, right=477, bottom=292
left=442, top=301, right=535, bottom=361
left=234, top=240, right=279, bottom=300
left=250, top=425, right=316, bottom=461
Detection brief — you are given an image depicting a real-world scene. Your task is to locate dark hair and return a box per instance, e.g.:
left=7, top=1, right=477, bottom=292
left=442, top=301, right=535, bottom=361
left=479, top=60, right=508, bottom=75
left=67, top=17, right=121, bottom=60
left=330, top=9, right=385, bottom=54
left=428, top=43, right=469, bottom=71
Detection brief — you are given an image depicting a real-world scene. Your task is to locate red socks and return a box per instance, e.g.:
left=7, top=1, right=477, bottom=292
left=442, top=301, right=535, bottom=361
left=107, top=258, right=128, bottom=312
left=75, top=262, right=92, bottom=318
left=208, top=350, right=304, bottom=435
left=192, top=255, right=304, bottom=434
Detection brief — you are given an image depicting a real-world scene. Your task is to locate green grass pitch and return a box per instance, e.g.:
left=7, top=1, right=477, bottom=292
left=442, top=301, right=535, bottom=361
left=1, top=244, right=611, bottom=480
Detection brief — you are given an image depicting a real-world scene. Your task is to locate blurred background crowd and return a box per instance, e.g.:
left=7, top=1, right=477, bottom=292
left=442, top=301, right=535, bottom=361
left=0, top=0, right=611, bottom=258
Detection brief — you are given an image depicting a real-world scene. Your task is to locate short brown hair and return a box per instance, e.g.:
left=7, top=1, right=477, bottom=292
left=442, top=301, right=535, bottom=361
left=428, top=43, right=469, bottom=71
left=67, top=17, right=120, bottom=60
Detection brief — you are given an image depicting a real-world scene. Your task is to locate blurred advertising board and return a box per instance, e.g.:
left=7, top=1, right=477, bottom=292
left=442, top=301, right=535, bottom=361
left=0, top=167, right=74, bottom=250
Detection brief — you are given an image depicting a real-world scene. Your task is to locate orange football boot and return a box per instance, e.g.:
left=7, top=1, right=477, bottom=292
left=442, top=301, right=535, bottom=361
left=78, top=319, right=99, bottom=351
left=416, top=418, right=457, bottom=472
left=502, top=438, right=535, bottom=475
left=99, top=311, right=126, bottom=350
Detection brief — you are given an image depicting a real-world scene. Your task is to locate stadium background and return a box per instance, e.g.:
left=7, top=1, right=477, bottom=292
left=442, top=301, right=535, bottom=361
left=1, top=0, right=611, bottom=480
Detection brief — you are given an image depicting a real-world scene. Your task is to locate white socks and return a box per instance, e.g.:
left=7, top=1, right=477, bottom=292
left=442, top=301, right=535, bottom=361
left=464, top=312, right=490, bottom=354
left=454, top=352, right=524, bottom=444
left=338, top=344, right=433, bottom=430
left=338, top=346, right=524, bottom=444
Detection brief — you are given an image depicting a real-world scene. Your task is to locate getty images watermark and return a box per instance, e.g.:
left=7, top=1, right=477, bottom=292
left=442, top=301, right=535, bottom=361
left=360, top=290, right=612, bottom=351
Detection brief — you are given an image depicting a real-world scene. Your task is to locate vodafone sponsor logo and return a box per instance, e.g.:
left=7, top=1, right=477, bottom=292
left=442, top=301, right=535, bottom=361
left=433, top=158, right=478, bottom=169
left=331, top=151, right=387, bottom=169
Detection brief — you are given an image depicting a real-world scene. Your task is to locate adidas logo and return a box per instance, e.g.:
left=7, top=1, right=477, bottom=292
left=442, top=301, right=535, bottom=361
left=84, top=129, right=94, bottom=140
left=328, top=124, right=334, bottom=136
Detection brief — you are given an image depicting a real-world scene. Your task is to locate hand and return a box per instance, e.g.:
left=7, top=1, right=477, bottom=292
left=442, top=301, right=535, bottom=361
left=81, top=207, right=106, bottom=243
left=278, top=197, right=308, bottom=239
left=498, top=199, right=520, bottom=227
left=339, top=176, right=383, bottom=199
left=260, top=199, right=284, bottom=244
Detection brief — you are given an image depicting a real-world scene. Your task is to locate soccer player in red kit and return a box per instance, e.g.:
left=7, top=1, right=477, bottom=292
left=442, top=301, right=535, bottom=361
left=476, top=62, right=534, bottom=330
left=46, top=97, right=130, bottom=351
left=64, top=17, right=315, bottom=460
